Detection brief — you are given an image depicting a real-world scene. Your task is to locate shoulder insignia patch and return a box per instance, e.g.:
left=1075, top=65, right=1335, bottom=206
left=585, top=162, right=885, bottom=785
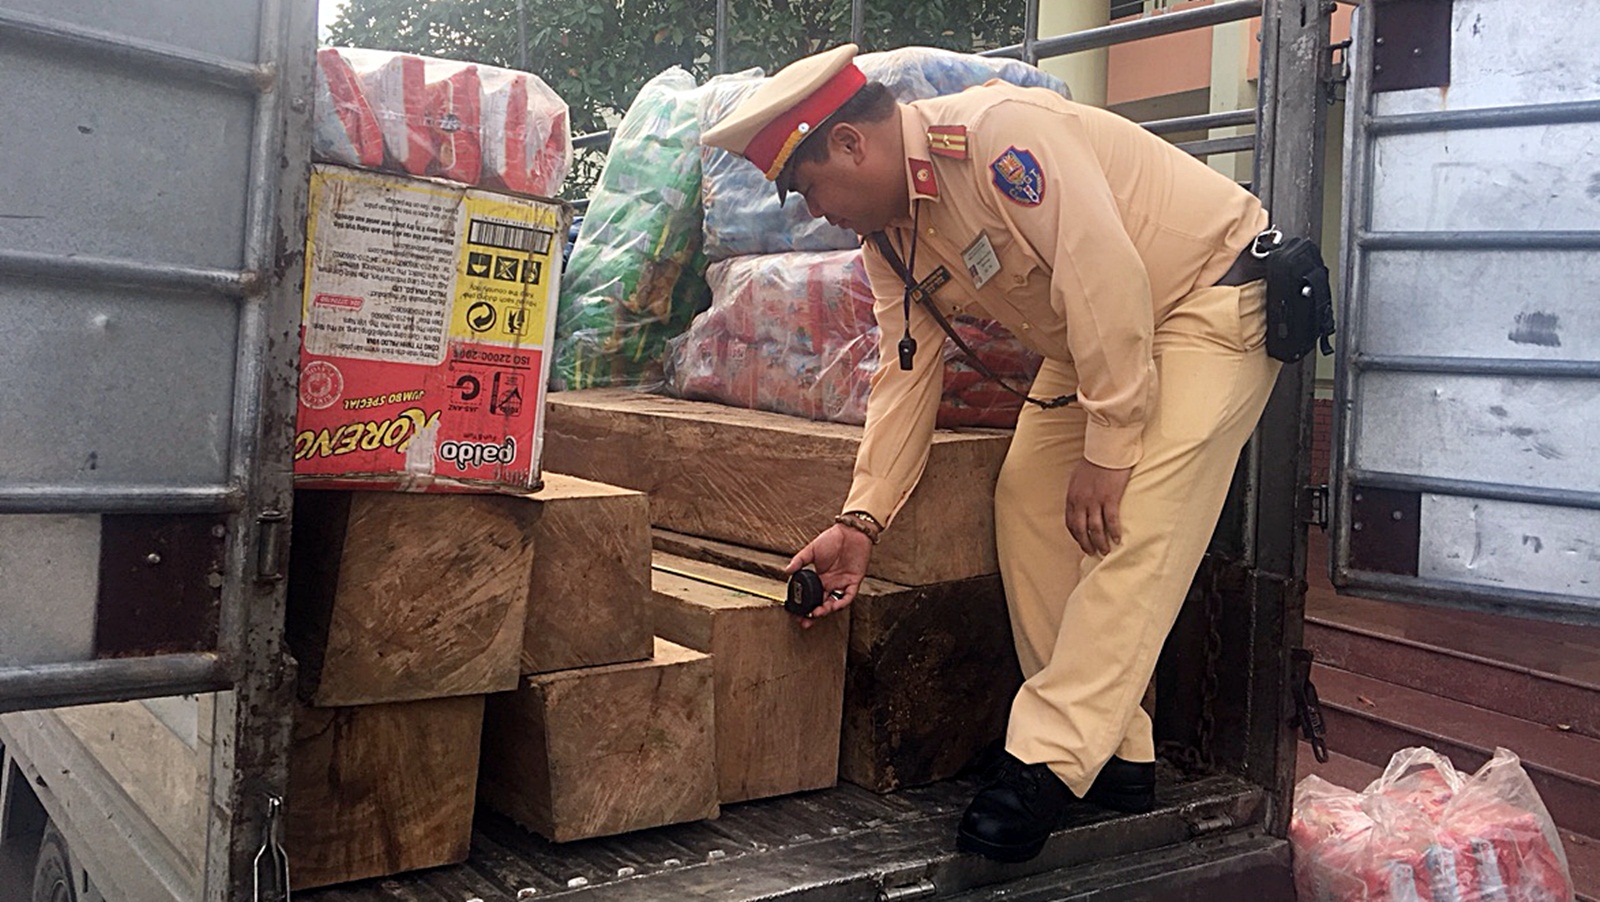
left=990, top=146, right=1045, bottom=207
left=927, top=125, right=968, bottom=160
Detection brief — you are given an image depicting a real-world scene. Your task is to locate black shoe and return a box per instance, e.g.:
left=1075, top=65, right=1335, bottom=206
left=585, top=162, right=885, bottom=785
left=956, top=753, right=1076, bottom=863
left=1084, top=756, right=1156, bottom=814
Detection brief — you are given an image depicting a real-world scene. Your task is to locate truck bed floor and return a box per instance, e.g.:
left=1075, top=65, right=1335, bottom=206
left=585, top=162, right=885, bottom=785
left=301, top=770, right=1269, bottom=901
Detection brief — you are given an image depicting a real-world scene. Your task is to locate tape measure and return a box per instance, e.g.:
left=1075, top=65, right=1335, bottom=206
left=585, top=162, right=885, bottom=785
left=650, top=563, right=828, bottom=617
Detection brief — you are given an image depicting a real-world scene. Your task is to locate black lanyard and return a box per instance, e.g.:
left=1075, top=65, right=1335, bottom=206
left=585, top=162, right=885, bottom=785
left=869, top=215, right=1075, bottom=412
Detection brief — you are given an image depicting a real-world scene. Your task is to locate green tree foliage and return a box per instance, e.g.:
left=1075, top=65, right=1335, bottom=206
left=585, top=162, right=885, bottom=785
left=325, top=0, right=1025, bottom=193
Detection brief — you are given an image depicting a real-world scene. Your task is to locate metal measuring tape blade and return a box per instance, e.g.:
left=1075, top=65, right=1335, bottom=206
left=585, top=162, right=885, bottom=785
left=650, top=563, right=827, bottom=617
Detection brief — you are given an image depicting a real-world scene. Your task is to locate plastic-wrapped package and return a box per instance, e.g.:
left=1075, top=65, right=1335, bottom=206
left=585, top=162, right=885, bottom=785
left=699, top=47, right=1073, bottom=260
left=698, top=70, right=860, bottom=261
left=861, top=46, right=1071, bottom=101
left=667, top=250, right=1040, bottom=428
left=352, top=49, right=433, bottom=175
left=1290, top=747, right=1573, bottom=902
left=313, top=48, right=384, bottom=168
left=426, top=63, right=482, bottom=184
left=480, top=68, right=571, bottom=197
left=553, top=67, right=711, bottom=390
left=312, top=48, right=572, bottom=195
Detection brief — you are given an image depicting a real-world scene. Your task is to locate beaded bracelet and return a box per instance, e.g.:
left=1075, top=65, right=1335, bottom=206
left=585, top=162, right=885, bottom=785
left=832, top=511, right=883, bottom=544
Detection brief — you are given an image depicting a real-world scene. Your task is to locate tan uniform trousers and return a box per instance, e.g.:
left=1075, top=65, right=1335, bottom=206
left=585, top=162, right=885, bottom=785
left=997, top=279, right=1281, bottom=797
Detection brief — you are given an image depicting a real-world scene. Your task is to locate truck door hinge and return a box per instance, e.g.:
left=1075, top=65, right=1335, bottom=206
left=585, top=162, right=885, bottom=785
left=1303, top=484, right=1330, bottom=530
left=878, top=868, right=938, bottom=901
left=255, top=509, right=288, bottom=583
left=1187, top=813, right=1237, bottom=837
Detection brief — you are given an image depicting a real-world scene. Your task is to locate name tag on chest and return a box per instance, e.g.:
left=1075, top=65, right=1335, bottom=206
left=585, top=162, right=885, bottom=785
left=912, top=266, right=952, bottom=304
left=962, top=232, right=1002, bottom=289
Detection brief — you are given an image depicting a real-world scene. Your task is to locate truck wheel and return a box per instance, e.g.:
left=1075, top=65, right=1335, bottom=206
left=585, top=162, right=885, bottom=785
left=31, top=825, right=76, bottom=902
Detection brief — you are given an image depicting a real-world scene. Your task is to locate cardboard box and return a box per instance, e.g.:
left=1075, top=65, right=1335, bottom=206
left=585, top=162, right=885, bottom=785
left=295, top=164, right=570, bottom=492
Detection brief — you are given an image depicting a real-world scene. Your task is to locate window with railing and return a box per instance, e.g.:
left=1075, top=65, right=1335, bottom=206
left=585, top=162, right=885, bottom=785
left=1111, top=0, right=1181, bottom=18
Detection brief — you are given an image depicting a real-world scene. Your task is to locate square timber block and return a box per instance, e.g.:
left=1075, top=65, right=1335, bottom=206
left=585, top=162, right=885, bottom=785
left=521, top=473, right=654, bottom=674
left=287, top=490, right=535, bottom=706
left=648, top=551, right=848, bottom=803
left=542, top=389, right=1012, bottom=586
left=653, top=530, right=1021, bottom=792
left=478, top=637, right=718, bottom=842
left=287, top=695, right=485, bottom=890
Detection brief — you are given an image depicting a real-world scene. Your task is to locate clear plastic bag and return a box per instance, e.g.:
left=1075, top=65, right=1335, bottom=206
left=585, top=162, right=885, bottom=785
left=553, top=67, right=711, bottom=391
left=1291, top=747, right=1574, bottom=902
left=665, top=249, right=1040, bottom=428
left=312, top=47, right=572, bottom=196
left=698, top=47, right=1073, bottom=261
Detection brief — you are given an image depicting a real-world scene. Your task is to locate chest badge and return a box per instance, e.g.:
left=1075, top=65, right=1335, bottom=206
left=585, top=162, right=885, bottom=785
left=991, top=146, right=1045, bottom=207
left=962, top=232, right=1002, bottom=290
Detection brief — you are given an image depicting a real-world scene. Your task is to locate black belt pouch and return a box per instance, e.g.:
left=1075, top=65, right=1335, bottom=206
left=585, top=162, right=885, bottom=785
left=1263, top=237, right=1336, bottom=363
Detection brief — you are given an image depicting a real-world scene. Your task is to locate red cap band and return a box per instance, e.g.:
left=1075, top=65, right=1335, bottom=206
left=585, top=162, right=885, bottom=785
left=744, top=64, right=867, bottom=178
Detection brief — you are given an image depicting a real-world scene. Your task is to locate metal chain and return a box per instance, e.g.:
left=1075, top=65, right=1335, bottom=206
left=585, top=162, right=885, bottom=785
left=1158, top=573, right=1225, bottom=776
left=1195, top=570, right=1225, bottom=771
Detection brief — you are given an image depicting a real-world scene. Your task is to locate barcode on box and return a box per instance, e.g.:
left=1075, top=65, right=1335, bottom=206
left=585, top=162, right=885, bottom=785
left=468, top=218, right=554, bottom=255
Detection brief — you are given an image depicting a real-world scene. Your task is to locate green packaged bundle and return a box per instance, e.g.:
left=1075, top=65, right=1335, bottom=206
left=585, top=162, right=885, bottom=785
left=554, top=67, right=711, bottom=390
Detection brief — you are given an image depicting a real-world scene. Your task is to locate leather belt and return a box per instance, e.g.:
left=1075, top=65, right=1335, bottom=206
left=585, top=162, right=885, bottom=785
left=1214, top=242, right=1270, bottom=287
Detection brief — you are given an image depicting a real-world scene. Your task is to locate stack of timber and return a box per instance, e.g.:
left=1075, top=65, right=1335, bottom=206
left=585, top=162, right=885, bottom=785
left=543, top=388, right=1010, bottom=585
left=479, top=637, right=718, bottom=842
left=478, top=473, right=720, bottom=842
left=286, top=696, right=486, bottom=889
left=287, top=491, right=537, bottom=706
left=545, top=389, right=1024, bottom=792
left=517, top=473, right=654, bottom=674
left=655, top=530, right=1019, bottom=792
left=648, top=552, right=849, bottom=803
left=284, top=490, right=539, bottom=889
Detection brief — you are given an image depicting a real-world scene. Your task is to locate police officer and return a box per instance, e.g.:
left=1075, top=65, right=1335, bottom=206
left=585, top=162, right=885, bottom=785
left=703, top=44, right=1281, bottom=863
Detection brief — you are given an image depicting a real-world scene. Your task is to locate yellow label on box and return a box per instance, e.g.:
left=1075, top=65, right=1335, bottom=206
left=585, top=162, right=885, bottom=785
left=449, top=194, right=562, bottom=346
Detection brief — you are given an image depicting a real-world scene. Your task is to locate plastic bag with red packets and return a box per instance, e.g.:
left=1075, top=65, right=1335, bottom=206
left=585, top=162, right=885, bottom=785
left=425, top=63, right=482, bottom=184
left=313, top=48, right=384, bottom=168
left=667, top=249, right=1041, bottom=428
left=312, top=48, right=571, bottom=195
left=480, top=67, right=571, bottom=197
left=1291, top=746, right=1573, bottom=902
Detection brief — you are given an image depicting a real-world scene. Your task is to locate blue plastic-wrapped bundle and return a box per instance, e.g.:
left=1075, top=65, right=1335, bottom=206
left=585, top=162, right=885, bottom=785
left=698, top=71, right=860, bottom=262
left=554, top=67, right=711, bottom=390
left=699, top=47, right=1072, bottom=261
left=860, top=45, right=1073, bottom=101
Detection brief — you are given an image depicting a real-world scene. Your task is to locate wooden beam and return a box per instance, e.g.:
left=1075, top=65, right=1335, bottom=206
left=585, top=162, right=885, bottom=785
left=286, top=695, right=484, bottom=890
left=287, top=491, right=535, bottom=706
left=521, top=473, right=654, bottom=674
left=648, top=552, right=848, bottom=803
left=479, top=638, right=718, bottom=842
left=653, top=530, right=1022, bottom=792
left=543, top=389, right=1013, bottom=585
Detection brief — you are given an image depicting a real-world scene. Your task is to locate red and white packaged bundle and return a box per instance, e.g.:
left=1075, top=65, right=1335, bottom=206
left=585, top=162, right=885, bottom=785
left=313, top=48, right=384, bottom=168
left=312, top=48, right=572, bottom=196
left=480, top=68, right=572, bottom=198
left=668, top=249, right=1041, bottom=428
left=1291, top=747, right=1573, bottom=902
left=353, top=49, right=431, bottom=175
left=425, top=62, right=483, bottom=184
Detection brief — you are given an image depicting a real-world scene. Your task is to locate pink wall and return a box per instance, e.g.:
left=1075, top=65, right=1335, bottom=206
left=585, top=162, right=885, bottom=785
left=1104, top=1, right=1356, bottom=108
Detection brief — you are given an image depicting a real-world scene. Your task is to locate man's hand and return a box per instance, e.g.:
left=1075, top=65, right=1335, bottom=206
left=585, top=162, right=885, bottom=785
left=1066, top=461, right=1133, bottom=556
left=785, top=524, right=873, bottom=629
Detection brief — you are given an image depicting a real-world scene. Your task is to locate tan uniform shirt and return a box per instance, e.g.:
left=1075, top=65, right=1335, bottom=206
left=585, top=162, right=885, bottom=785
left=841, top=82, right=1268, bottom=527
